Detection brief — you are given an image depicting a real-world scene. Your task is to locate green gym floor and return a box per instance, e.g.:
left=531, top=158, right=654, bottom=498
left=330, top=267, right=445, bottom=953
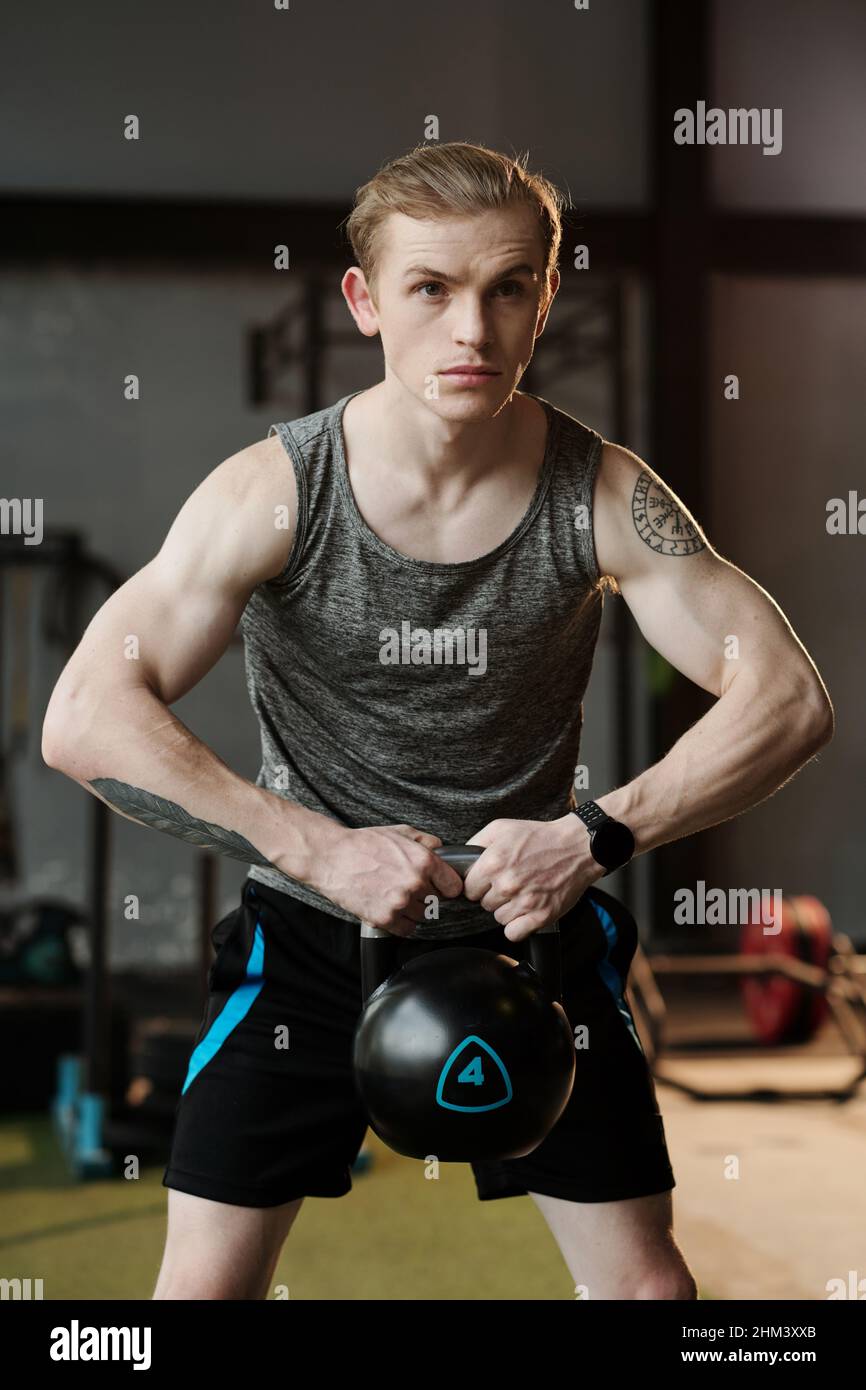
left=3, top=1115, right=673, bottom=1300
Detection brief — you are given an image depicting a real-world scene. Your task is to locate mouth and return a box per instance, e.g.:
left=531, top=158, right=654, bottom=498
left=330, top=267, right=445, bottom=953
left=439, top=367, right=501, bottom=382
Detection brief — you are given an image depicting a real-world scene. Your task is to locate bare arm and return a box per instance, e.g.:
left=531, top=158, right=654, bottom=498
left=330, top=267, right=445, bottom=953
left=590, top=441, right=834, bottom=852
left=460, top=440, right=835, bottom=940
left=41, top=435, right=462, bottom=931
left=41, top=435, right=329, bottom=875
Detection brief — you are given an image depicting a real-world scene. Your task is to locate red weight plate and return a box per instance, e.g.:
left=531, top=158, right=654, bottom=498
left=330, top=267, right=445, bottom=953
left=740, top=897, right=831, bottom=1045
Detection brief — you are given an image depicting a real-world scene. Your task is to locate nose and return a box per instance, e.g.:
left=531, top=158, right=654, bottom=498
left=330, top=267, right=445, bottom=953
left=451, top=295, right=493, bottom=351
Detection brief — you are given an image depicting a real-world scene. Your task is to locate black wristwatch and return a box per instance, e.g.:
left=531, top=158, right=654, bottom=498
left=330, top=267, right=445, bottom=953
left=572, top=800, right=635, bottom=874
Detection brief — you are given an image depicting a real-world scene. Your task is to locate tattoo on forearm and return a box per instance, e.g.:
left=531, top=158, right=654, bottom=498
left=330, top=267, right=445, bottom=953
left=90, top=778, right=277, bottom=870
left=632, top=470, right=706, bottom=556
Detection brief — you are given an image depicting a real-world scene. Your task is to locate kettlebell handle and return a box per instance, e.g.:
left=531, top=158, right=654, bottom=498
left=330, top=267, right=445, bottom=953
left=359, top=843, right=563, bottom=1004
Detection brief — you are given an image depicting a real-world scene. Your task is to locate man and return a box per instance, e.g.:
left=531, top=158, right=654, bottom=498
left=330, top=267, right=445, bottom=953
left=42, top=141, right=833, bottom=1300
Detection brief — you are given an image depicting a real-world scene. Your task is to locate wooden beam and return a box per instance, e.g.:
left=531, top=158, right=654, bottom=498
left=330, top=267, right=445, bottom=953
left=3, top=196, right=864, bottom=276
left=710, top=214, right=866, bottom=275
left=0, top=195, right=350, bottom=266
left=647, top=0, right=713, bottom=936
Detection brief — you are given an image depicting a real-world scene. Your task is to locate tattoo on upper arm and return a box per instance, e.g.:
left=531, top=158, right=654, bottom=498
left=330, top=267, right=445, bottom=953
left=90, top=777, right=277, bottom=870
left=631, top=470, right=706, bottom=556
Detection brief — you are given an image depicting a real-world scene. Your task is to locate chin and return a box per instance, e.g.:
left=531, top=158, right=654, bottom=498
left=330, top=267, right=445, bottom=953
left=431, top=395, right=500, bottom=423
left=433, top=378, right=510, bottom=408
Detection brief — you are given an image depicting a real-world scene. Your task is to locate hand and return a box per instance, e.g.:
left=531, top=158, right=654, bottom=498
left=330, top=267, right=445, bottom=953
left=318, top=823, right=465, bottom=937
left=462, top=815, right=603, bottom=942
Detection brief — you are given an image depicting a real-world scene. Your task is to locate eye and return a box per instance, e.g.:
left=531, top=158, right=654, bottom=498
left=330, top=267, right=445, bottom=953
left=414, top=280, right=526, bottom=299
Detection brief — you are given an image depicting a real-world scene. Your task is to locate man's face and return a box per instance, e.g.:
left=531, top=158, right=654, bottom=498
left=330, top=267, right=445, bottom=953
left=347, top=205, right=558, bottom=419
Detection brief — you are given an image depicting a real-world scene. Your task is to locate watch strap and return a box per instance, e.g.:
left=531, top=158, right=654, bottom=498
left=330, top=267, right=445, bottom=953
left=573, top=799, right=609, bottom=831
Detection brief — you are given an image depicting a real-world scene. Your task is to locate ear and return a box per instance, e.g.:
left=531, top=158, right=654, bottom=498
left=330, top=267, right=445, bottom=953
left=341, top=266, right=381, bottom=339
left=535, top=267, right=560, bottom=338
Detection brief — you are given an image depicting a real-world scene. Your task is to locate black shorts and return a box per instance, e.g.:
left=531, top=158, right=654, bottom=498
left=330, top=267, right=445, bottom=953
left=163, top=878, right=675, bottom=1208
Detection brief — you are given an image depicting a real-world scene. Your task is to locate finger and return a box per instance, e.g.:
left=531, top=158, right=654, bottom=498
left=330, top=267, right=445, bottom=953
left=462, top=865, right=494, bottom=903
left=502, top=914, right=542, bottom=943
left=479, top=886, right=509, bottom=914
left=429, top=859, right=466, bottom=901
left=461, top=843, right=496, bottom=903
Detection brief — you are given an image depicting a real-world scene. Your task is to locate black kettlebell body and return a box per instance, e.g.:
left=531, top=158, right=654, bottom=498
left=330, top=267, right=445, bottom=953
left=352, top=845, right=575, bottom=1162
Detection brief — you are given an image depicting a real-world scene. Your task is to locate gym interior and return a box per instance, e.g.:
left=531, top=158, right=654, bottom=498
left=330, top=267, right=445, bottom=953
left=1, top=1, right=864, bottom=1304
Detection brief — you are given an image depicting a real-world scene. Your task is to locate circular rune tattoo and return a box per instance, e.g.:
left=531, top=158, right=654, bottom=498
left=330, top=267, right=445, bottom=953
left=631, top=471, right=706, bottom=556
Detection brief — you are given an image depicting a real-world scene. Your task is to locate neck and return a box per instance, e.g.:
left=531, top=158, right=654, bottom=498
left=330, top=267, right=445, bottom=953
left=356, top=378, right=532, bottom=497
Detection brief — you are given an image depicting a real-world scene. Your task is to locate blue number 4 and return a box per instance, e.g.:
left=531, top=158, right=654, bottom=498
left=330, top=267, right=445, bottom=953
left=457, top=1056, right=484, bottom=1087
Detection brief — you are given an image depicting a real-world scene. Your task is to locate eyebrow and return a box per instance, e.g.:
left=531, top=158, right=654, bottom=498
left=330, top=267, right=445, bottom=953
left=401, top=262, right=539, bottom=283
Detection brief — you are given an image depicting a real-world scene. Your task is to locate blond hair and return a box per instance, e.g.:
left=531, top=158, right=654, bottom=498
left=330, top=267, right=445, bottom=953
left=344, top=141, right=567, bottom=306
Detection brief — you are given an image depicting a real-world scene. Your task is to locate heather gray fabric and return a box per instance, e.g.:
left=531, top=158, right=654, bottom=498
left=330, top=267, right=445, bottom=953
left=241, top=389, right=606, bottom=938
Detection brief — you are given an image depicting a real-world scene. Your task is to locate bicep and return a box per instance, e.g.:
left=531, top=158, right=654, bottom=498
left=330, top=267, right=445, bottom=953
left=46, top=437, right=295, bottom=717
left=620, top=551, right=805, bottom=698
left=594, top=442, right=819, bottom=699
left=121, top=560, right=251, bottom=706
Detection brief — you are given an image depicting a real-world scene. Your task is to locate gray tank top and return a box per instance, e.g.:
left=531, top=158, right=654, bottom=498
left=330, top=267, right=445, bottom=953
left=241, top=389, right=605, bottom=938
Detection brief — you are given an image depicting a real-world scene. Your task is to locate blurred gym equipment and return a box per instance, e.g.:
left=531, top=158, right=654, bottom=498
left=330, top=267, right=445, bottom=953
left=0, top=532, right=220, bottom=1178
left=628, top=895, right=866, bottom=1101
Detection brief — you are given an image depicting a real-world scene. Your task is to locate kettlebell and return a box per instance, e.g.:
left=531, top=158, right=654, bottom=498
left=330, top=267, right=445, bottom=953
left=352, top=844, right=575, bottom=1162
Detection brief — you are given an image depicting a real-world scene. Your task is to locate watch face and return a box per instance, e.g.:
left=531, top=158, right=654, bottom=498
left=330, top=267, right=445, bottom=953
left=593, top=820, right=635, bottom=870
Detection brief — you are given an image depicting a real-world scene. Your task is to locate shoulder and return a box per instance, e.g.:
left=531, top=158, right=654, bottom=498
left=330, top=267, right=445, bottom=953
left=182, top=433, right=298, bottom=588
left=594, top=438, right=700, bottom=523
left=211, top=432, right=298, bottom=520
left=222, top=431, right=296, bottom=486
left=267, top=396, right=349, bottom=458
left=592, top=439, right=709, bottom=582
left=596, top=438, right=645, bottom=499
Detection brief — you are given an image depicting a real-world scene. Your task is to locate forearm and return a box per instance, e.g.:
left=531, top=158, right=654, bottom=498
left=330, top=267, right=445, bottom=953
left=595, top=670, right=833, bottom=856
left=42, top=680, right=343, bottom=886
